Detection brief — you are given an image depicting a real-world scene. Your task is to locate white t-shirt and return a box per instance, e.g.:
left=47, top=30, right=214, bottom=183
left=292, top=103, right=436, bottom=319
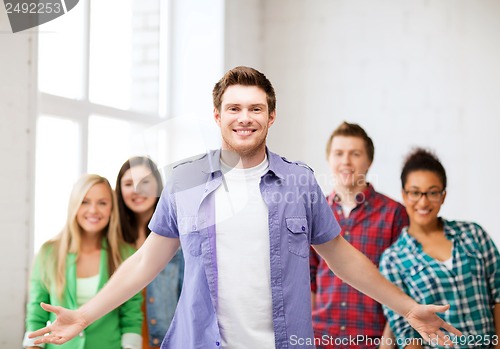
left=214, top=156, right=275, bottom=349
left=440, top=249, right=454, bottom=270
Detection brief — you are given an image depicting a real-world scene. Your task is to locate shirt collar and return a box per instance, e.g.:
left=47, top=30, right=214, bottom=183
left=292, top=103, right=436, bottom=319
left=400, top=218, right=452, bottom=252
left=399, top=227, right=419, bottom=252
left=442, top=219, right=457, bottom=238
left=203, top=147, right=284, bottom=179
left=266, top=148, right=286, bottom=179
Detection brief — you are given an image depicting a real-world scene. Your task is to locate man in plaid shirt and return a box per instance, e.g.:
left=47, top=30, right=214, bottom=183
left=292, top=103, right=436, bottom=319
left=310, top=122, right=409, bottom=348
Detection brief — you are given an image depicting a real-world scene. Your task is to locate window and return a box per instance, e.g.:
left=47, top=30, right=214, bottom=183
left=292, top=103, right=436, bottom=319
left=35, top=0, right=225, bottom=252
left=35, top=0, right=168, bottom=252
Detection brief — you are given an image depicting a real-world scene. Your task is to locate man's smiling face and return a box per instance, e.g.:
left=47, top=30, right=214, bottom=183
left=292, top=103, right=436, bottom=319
left=214, top=84, right=275, bottom=159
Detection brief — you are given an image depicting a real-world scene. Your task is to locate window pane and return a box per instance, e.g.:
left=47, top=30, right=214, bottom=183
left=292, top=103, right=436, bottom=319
left=136, top=117, right=220, bottom=184
left=38, top=1, right=85, bottom=99
left=34, top=116, right=80, bottom=252
left=89, top=0, right=160, bottom=114
left=87, top=115, right=148, bottom=186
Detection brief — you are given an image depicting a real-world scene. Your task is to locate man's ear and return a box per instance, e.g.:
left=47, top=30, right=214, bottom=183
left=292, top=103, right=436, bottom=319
left=214, top=107, right=221, bottom=126
left=268, top=110, right=276, bottom=127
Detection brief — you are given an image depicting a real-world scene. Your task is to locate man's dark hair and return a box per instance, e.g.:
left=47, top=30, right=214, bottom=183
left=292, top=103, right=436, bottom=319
left=212, top=66, right=276, bottom=113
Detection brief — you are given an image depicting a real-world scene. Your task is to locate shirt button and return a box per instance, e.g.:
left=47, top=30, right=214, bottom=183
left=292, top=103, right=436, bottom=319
left=153, top=338, right=160, bottom=345
left=216, top=341, right=220, bottom=346
left=341, top=301, right=347, bottom=307
left=301, top=226, right=305, bottom=231
left=340, top=325, right=346, bottom=331
left=192, top=225, right=197, bottom=231
left=149, top=297, right=155, bottom=303
left=150, top=319, right=157, bottom=325
left=344, top=231, right=350, bottom=236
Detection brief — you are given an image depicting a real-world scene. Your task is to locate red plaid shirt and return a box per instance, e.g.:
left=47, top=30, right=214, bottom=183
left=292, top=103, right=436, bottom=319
left=310, top=184, right=408, bottom=349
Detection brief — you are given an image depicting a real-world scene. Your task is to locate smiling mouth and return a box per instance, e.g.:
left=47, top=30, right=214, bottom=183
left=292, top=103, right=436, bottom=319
left=132, top=197, right=147, bottom=204
left=234, top=129, right=255, bottom=136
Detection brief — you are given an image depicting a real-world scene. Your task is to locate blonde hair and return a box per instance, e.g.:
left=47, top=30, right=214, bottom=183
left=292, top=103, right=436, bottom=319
left=41, top=174, right=124, bottom=299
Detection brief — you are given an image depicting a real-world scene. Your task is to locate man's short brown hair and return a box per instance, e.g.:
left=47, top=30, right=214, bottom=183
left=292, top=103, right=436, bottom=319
left=212, top=66, right=276, bottom=113
left=325, top=122, right=374, bottom=162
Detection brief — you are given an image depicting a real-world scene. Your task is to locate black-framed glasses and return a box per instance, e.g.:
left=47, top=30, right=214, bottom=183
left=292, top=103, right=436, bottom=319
left=404, top=189, right=445, bottom=203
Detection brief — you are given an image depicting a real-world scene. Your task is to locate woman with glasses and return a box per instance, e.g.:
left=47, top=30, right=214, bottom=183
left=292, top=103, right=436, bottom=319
left=379, top=148, right=500, bottom=349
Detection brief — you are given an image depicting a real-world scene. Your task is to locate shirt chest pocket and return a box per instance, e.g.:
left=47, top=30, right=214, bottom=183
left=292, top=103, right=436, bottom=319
left=403, top=264, right=437, bottom=302
left=286, top=217, right=309, bottom=258
left=179, top=216, right=202, bottom=257
left=463, top=247, right=485, bottom=280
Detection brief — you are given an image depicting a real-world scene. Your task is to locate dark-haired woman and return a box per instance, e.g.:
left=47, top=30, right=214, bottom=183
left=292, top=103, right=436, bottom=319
left=380, top=148, right=500, bottom=349
left=116, top=157, right=184, bottom=349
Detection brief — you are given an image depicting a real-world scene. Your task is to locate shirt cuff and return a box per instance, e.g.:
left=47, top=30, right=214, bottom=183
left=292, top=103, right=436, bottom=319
left=23, top=331, right=45, bottom=348
left=122, top=333, right=142, bottom=349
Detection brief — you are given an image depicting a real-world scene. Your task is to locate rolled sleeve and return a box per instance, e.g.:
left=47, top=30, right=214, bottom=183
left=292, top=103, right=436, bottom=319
left=121, top=332, right=142, bottom=349
left=23, top=331, right=45, bottom=348
left=149, top=184, right=179, bottom=238
left=309, top=179, right=340, bottom=245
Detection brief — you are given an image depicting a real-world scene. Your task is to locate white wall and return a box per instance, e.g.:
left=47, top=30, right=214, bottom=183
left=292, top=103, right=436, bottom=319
left=3, top=0, right=500, bottom=345
left=226, top=0, right=500, bottom=243
left=0, top=11, right=36, bottom=347
left=169, top=0, right=225, bottom=118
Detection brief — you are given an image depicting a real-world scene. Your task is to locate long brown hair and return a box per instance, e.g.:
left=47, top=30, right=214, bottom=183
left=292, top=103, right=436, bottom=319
left=115, top=157, right=163, bottom=244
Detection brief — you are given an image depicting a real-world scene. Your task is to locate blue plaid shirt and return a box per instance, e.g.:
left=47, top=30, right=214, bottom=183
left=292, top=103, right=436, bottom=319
left=380, top=219, right=500, bottom=349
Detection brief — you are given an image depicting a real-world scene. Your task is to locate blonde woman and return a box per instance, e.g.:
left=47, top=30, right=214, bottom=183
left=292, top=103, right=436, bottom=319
left=23, top=174, right=143, bottom=349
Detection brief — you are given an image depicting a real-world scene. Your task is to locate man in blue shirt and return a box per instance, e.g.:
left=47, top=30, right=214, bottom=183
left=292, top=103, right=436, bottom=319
left=30, top=66, right=460, bottom=349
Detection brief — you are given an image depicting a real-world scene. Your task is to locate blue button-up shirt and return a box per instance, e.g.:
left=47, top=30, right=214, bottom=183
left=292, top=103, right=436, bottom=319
left=149, top=148, right=341, bottom=349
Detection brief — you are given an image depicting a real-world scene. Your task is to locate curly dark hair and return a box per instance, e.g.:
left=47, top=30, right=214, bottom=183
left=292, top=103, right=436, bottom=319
left=401, top=148, right=447, bottom=189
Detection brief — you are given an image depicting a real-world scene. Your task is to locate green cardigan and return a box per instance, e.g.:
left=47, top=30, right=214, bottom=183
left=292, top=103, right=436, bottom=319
left=25, top=241, right=143, bottom=349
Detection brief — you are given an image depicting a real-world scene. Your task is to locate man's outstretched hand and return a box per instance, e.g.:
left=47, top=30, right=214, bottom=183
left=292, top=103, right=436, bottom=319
left=28, top=302, right=89, bottom=346
left=405, top=304, right=462, bottom=346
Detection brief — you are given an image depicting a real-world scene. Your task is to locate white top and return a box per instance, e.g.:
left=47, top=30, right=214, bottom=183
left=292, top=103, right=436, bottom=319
left=441, top=254, right=453, bottom=270
left=341, top=204, right=355, bottom=218
left=76, top=274, right=99, bottom=307
left=214, top=156, right=275, bottom=349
